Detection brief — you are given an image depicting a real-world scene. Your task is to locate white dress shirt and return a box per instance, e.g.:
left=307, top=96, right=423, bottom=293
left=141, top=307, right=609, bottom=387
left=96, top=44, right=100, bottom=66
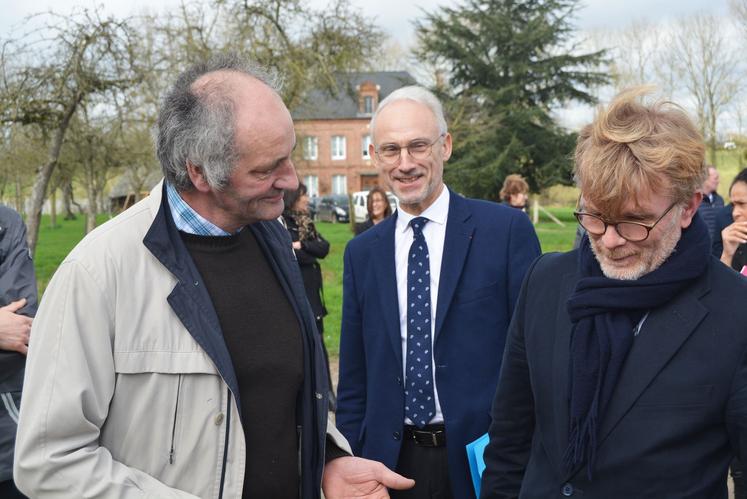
left=395, top=186, right=450, bottom=425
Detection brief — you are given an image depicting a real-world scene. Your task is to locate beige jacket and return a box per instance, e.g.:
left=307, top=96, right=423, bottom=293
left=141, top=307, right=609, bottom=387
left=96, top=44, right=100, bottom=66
left=14, top=182, right=349, bottom=498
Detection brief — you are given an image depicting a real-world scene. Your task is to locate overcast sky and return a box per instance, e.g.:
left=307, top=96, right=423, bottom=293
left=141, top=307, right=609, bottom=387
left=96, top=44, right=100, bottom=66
left=0, top=0, right=734, bottom=129
left=1, top=0, right=729, bottom=42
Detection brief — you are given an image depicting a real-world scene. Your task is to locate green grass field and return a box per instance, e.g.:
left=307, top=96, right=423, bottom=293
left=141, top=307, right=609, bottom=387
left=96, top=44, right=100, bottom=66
left=34, top=214, right=112, bottom=293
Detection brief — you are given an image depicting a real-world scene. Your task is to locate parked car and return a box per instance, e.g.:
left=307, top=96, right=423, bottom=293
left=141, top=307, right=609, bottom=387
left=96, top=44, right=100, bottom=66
left=351, top=190, right=399, bottom=223
left=724, top=141, right=737, bottom=150
left=316, top=194, right=350, bottom=223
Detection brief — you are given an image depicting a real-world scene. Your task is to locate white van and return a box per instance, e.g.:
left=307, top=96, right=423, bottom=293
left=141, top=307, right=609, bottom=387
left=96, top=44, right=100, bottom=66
left=351, top=190, right=399, bottom=223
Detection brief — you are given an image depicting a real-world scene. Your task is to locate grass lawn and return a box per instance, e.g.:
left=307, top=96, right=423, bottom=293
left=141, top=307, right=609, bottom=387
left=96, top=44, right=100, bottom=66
left=34, top=214, right=112, bottom=293
left=30, top=208, right=579, bottom=358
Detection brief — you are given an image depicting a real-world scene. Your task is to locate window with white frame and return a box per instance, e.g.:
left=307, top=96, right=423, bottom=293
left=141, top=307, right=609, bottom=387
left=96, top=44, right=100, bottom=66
left=304, top=175, right=319, bottom=197
left=331, top=136, right=346, bottom=160
left=362, top=134, right=372, bottom=159
left=363, top=96, right=374, bottom=114
left=303, top=136, right=318, bottom=160
left=332, top=175, right=347, bottom=195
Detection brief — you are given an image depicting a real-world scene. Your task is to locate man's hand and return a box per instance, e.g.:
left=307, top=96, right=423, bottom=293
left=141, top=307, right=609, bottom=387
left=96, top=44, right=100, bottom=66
left=322, top=456, right=415, bottom=498
left=0, top=298, right=33, bottom=355
left=721, top=221, right=747, bottom=267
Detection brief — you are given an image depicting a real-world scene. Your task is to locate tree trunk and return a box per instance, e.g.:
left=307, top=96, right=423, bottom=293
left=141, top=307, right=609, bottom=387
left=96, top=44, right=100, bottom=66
left=84, top=172, right=97, bottom=234
left=49, top=189, right=57, bottom=228
left=25, top=98, right=79, bottom=255
left=14, top=176, right=22, bottom=215
left=61, top=181, right=75, bottom=220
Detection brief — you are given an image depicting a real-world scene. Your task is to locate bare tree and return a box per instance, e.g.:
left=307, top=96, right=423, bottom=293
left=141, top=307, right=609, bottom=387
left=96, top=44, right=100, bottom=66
left=149, top=0, right=382, bottom=110
left=732, top=0, right=747, bottom=38
left=611, top=20, right=662, bottom=90
left=664, top=14, right=741, bottom=164
left=0, top=9, right=142, bottom=253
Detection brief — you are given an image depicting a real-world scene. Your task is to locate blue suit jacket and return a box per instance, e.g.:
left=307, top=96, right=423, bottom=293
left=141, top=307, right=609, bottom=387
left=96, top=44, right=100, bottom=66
left=337, top=190, right=541, bottom=498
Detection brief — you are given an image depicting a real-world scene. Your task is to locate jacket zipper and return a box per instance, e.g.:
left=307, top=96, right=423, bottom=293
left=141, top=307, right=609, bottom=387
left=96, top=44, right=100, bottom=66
left=217, top=388, right=231, bottom=498
left=169, top=374, right=183, bottom=464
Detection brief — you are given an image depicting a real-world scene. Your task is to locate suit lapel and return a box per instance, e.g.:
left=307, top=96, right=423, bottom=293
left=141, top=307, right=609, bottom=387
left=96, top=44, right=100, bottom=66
left=372, top=216, right=404, bottom=365
left=551, top=269, right=578, bottom=472
left=597, top=271, right=710, bottom=444
left=434, top=192, right=474, bottom=341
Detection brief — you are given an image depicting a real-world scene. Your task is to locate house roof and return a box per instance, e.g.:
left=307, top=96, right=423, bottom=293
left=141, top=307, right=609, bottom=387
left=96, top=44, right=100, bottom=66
left=291, top=71, right=417, bottom=121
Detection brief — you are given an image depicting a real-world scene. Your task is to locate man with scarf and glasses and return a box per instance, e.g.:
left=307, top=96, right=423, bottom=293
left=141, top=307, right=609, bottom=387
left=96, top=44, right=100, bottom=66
left=480, top=86, right=747, bottom=499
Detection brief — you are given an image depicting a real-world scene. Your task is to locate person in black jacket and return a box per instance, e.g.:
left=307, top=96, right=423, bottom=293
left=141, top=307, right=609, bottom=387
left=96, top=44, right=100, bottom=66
left=354, top=186, right=393, bottom=235
left=481, top=86, right=747, bottom=499
left=282, top=183, right=335, bottom=408
left=0, top=205, right=37, bottom=499
left=716, top=168, right=747, bottom=273
left=697, top=165, right=725, bottom=242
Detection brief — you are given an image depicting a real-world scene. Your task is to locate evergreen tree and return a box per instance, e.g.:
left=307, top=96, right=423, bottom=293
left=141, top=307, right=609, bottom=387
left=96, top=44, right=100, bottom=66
left=415, top=0, right=608, bottom=199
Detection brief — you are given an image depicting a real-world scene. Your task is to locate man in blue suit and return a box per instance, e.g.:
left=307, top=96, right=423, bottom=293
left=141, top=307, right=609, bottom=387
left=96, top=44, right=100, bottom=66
left=336, top=86, right=541, bottom=498
left=481, top=87, right=747, bottom=498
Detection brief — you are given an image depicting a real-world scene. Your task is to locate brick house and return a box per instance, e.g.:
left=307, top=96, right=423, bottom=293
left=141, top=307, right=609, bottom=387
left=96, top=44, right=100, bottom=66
left=291, top=71, right=416, bottom=197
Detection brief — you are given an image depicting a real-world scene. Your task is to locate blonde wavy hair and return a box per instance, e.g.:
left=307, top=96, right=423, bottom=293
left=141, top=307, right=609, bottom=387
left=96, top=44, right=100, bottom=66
left=574, top=86, right=706, bottom=217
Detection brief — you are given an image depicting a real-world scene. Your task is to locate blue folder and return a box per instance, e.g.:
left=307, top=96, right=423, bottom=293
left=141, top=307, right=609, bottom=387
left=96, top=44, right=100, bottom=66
left=466, top=432, right=490, bottom=496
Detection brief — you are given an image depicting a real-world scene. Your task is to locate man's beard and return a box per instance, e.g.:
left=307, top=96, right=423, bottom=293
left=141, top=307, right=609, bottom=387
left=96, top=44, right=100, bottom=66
left=590, top=215, right=682, bottom=281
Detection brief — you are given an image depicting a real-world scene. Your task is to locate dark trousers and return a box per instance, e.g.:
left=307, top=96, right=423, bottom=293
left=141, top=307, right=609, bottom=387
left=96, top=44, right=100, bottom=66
left=390, top=433, right=453, bottom=499
left=0, top=480, right=26, bottom=498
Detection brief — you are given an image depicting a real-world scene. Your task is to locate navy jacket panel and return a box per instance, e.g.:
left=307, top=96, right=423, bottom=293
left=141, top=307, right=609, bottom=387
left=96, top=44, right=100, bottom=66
left=481, top=251, right=747, bottom=499
left=337, top=190, right=541, bottom=499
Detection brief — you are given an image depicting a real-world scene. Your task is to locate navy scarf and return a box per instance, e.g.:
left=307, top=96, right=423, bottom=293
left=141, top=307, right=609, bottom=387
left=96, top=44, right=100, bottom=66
left=564, top=212, right=710, bottom=478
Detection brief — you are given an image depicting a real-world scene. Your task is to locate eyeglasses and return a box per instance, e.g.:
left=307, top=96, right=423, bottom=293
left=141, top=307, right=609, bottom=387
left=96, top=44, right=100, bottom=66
left=573, top=201, right=678, bottom=242
left=374, top=133, right=445, bottom=165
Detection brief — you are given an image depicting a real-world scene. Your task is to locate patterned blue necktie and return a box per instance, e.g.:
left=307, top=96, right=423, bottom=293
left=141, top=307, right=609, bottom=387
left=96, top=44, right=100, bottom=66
left=405, top=216, right=435, bottom=428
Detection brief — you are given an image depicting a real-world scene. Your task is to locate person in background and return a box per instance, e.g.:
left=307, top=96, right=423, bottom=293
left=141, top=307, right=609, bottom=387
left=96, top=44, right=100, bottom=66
left=716, top=168, right=747, bottom=273
left=355, top=186, right=393, bottom=235
left=499, top=174, right=530, bottom=212
left=282, top=182, right=335, bottom=409
left=0, top=205, right=37, bottom=499
left=481, top=86, right=747, bottom=498
left=697, top=164, right=724, bottom=243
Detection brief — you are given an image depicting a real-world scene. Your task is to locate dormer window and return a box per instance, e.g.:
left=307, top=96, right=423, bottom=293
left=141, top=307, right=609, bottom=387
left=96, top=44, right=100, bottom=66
left=358, top=81, right=379, bottom=115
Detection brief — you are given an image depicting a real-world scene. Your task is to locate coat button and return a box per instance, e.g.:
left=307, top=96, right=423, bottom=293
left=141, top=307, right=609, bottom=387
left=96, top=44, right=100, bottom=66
left=393, top=431, right=401, bottom=440
left=396, top=377, right=402, bottom=385
left=315, top=392, right=323, bottom=400
left=561, top=483, right=574, bottom=496
left=214, top=413, right=225, bottom=425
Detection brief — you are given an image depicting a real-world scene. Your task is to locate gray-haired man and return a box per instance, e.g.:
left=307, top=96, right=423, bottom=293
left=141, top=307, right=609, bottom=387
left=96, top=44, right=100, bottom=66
left=15, top=54, right=412, bottom=498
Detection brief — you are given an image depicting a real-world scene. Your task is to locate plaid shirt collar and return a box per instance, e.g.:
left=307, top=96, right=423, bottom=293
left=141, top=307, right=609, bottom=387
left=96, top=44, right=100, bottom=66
left=165, top=182, right=236, bottom=236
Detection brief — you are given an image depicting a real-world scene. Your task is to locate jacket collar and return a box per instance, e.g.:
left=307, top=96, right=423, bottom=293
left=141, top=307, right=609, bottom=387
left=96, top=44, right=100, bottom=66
left=142, top=181, right=241, bottom=410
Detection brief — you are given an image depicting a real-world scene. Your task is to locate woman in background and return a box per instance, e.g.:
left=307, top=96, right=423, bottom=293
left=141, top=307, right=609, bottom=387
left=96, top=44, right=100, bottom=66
left=355, top=186, right=393, bottom=235
left=282, top=183, right=335, bottom=409
left=500, top=173, right=530, bottom=212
